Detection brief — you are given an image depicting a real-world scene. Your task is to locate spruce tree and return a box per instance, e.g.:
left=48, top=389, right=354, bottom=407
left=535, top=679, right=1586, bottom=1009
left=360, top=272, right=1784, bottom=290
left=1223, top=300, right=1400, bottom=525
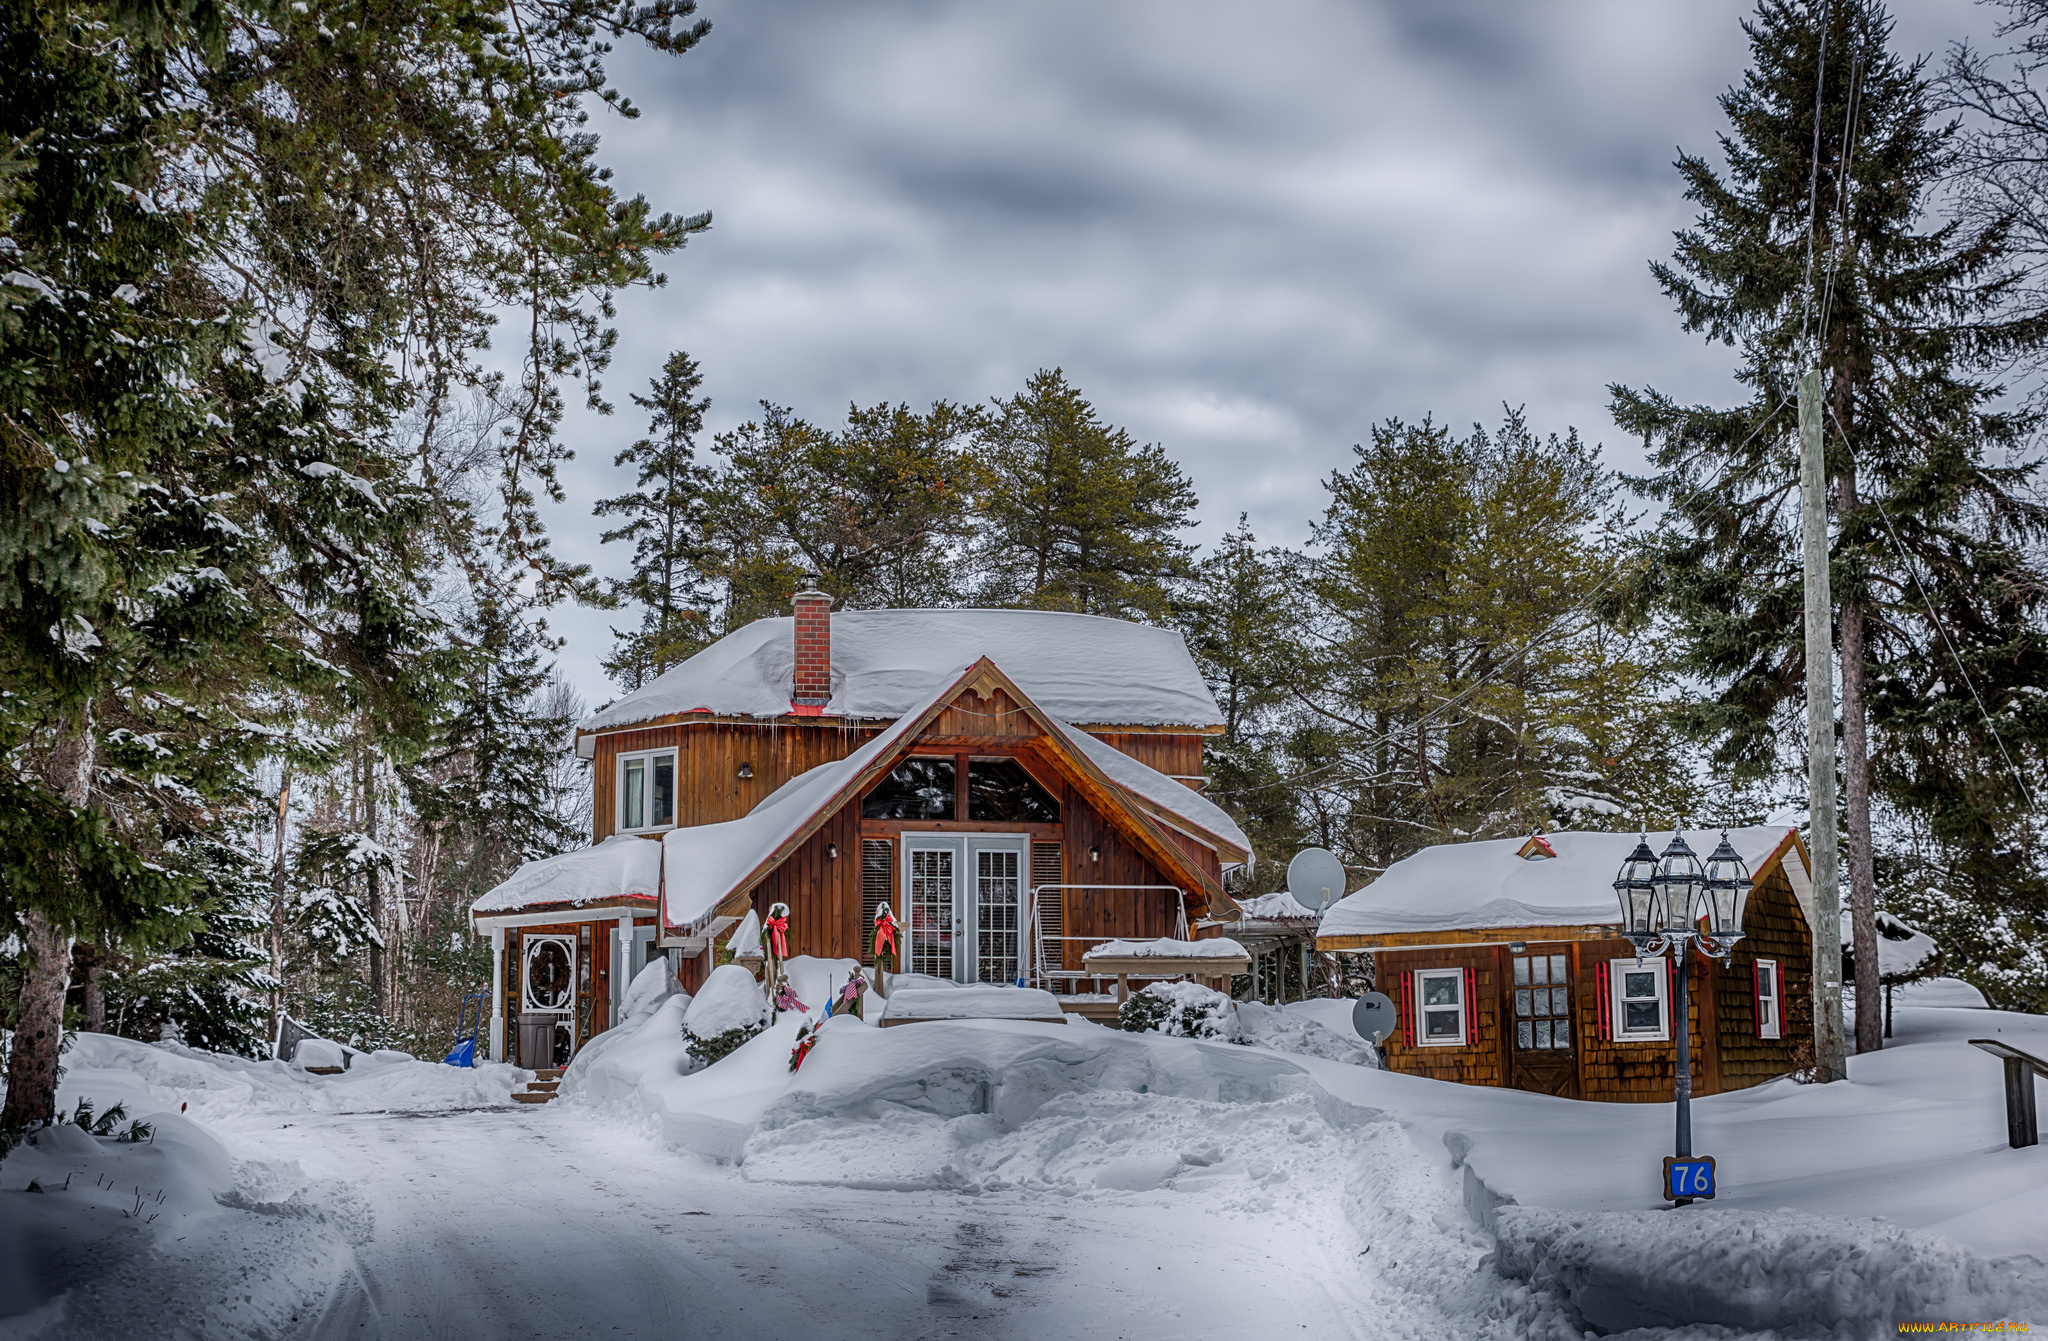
left=1613, top=0, right=2048, bottom=1022
left=976, top=369, right=1198, bottom=621
left=598, top=352, right=717, bottom=689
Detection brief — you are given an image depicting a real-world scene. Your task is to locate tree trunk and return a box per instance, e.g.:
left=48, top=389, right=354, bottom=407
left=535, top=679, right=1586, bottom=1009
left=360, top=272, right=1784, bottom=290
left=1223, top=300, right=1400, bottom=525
left=269, top=762, right=292, bottom=1052
left=80, top=944, right=105, bottom=1033
left=1837, top=471, right=1883, bottom=1055
left=3, top=910, right=73, bottom=1129
left=366, top=749, right=384, bottom=1019
left=3, top=710, right=94, bottom=1130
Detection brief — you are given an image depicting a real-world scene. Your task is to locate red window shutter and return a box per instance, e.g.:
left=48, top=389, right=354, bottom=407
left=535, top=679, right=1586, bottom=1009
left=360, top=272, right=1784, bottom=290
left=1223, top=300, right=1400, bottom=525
left=1751, top=959, right=1764, bottom=1038
left=1595, top=961, right=1611, bottom=1041
left=1400, top=970, right=1415, bottom=1047
left=1463, top=966, right=1477, bottom=1045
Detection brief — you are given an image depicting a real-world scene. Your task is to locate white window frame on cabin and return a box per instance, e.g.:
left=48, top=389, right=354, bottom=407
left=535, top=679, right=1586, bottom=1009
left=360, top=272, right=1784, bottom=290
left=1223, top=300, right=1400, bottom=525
left=1755, top=957, right=1782, bottom=1040
left=616, top=749, right=678, bottom=834
left=1609, top=957, right=1671, bottom=1042
left=1413, top=967, right=1467, bottom=1046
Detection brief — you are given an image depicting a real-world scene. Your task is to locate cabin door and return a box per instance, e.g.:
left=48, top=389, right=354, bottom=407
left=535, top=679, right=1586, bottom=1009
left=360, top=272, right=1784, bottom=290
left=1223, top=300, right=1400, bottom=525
left=902, top=836, right=1028, bottom=984
left=521, top=934, right=576, bottom=1068
left=1507, top=947, right=1579, bottom=1099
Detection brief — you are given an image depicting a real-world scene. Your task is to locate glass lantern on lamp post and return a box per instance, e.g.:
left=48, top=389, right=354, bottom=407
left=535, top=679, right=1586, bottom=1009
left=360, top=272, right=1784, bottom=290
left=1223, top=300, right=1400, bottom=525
left=1613, top=829, right=1753, bottom=1203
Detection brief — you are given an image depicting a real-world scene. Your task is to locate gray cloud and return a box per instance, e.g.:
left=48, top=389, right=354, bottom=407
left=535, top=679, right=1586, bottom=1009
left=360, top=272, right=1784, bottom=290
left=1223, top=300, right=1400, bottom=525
left=537, top=0, right=1994, bottom=704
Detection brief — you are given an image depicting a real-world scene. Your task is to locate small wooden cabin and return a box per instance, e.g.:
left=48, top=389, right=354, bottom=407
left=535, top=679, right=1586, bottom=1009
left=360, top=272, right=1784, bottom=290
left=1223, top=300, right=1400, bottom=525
left=1315, top=828, right=1814, bottom=1101
left=472, top=594, right=1251, bottom=1067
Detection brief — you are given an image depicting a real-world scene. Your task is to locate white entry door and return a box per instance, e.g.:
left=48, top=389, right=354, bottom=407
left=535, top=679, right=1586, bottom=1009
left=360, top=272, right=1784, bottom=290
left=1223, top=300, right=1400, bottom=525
left=902, top=837, right=1028, bottom=984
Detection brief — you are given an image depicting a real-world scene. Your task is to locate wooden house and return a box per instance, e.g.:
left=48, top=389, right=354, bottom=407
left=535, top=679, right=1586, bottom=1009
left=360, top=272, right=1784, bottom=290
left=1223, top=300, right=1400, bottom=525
left=1315, top=828, right=1813, bottom=1100
left=470, top=587, right=1251, bottom=1066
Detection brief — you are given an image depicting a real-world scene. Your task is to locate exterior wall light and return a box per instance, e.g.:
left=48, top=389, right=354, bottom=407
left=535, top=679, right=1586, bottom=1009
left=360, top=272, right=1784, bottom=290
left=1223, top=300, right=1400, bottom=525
left=737, top=762, right=754, bottom=779
left=1088, top=845, right=1100, bottom=864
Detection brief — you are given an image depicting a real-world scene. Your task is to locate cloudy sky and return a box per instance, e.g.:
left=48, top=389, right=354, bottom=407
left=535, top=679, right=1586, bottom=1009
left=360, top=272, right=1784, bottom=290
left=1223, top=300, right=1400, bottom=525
left=538, top=0, right=1992, bottom=705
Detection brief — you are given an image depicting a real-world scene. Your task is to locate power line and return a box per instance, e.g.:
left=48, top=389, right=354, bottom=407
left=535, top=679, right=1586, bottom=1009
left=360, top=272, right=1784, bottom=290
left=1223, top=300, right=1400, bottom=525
left=1214, top=397, right=1797, bottom=801
left=1825, top=408, right=2037, bottom=809
left=1800, top=1, right=1833, bottom=358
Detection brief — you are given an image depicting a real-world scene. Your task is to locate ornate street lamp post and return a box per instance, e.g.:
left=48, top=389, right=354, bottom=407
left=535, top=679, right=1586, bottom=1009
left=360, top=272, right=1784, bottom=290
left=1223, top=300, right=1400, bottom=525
left=1614, top=830, right=1754, bottom=1203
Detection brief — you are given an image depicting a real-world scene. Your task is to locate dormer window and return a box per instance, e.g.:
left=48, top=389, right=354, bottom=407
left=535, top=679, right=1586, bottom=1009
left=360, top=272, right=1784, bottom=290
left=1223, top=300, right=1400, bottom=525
left=619, top=750, right=676, bottom=832
left=1517, top=833, right=1557, bottom=860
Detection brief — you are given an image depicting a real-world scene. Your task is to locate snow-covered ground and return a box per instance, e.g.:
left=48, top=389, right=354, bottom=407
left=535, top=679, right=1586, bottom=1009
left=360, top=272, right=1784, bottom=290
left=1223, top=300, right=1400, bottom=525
left=3, top=979, right=2044, bottom=1338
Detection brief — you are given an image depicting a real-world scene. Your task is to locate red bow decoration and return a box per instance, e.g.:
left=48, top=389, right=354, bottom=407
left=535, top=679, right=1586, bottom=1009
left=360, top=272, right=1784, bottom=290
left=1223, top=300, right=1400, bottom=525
left=871, top=907, right=899, bottom=958
left=765, top=912, right=790, bottom=960
left=788, top=1026, right=818, bottom=1073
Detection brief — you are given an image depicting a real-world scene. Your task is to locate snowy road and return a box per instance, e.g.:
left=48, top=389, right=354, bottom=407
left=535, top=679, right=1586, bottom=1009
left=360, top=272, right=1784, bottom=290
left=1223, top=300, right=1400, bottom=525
left=258, top=1106, right=1379, bottom=1341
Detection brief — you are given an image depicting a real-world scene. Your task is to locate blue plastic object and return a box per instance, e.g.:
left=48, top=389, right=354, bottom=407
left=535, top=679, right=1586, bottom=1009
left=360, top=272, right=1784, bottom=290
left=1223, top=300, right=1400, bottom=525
left=443, top=1036, right=476, bottom=1068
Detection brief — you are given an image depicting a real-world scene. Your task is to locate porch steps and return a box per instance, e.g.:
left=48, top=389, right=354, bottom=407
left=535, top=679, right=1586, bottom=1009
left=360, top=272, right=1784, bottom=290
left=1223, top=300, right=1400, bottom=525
left=513, top=1068, right=563, bottom=1106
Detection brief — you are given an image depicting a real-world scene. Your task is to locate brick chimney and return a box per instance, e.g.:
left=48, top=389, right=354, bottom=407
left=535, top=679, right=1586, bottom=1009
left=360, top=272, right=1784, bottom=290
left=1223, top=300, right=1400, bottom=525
left=791, top=573, right=832, bottom=711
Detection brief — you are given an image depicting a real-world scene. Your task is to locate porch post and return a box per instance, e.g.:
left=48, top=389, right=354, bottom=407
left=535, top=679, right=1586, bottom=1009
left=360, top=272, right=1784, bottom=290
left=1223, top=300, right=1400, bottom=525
left=615, top=913, right=633, bottom=1024
left=489, top=924, right=506, bottom=1063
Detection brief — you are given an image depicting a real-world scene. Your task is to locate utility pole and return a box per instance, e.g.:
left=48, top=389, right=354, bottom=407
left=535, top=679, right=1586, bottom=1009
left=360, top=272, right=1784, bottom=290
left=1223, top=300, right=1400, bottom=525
left=1800, top=369, right=1849, bottom=1083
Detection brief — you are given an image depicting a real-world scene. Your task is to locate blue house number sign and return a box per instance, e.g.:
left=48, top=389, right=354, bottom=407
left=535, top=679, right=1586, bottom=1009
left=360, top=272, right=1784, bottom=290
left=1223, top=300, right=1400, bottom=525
left=1663, top=1155, right=1716, bottom=1201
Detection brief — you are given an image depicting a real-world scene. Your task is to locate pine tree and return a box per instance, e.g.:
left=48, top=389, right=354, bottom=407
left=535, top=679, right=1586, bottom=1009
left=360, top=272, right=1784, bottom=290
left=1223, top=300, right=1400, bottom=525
left=976, top=369, right=1197, bottom=621
left=1613, top=0, right=2048, bottom=1021
left=1297, top=414, right=1694, bottom=871
left=598, top=352, right=717, bottom=689
left=1179, top=518, right=1307, bottom=867
left=704, top=398, right=983, bottom=626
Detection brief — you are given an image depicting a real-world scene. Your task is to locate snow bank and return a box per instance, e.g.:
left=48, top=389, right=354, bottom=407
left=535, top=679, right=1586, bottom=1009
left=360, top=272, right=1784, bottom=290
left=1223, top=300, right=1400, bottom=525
left=880, top=985, right=1064, bottom=1021
left=55, top=1031, right=527, bottom=1124
left=3, top=1066, right=391, bottom=1337
left=740, top=1017, right=1377, bottom=1192
left=684, top=964, right=769, bottom=1039
left=577, top=608, right=1224, bottom=732
left=1888, top=976, right=1989, bottom=1008
left=1237, top=1001, right=1377, bottom=1066
left=1495, top=1204, right=2048, bottom=1334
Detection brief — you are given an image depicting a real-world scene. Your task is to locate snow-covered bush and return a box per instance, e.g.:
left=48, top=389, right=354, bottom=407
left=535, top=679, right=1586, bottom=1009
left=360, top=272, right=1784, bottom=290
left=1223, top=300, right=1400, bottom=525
left=1117, top=980, right=1237, bottom=1039
left=684, top=964, right=769, bottom=1065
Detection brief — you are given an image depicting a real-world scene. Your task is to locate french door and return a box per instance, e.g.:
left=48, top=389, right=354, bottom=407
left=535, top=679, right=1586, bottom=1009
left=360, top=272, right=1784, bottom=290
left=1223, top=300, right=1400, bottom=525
left=902, top=837, right=1027, bottom=984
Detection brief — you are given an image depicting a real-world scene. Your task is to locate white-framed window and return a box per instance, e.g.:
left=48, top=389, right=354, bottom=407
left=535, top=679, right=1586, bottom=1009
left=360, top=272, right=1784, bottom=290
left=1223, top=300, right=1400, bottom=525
left=617, top=750, right=676, bottom=832
left=1609, top=957, right=1670, bottom=1041
left=1754, top=958, right=1782, bottom=1040
left=1414, top=968, right=1467, bottom=1046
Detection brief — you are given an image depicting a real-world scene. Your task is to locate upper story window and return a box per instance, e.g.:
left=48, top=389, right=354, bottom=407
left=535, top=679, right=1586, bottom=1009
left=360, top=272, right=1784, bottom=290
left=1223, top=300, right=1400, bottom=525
left=619, top=750, right=676, bottom=832
left=862, top=756, right=1063, bottom=823
left=967, top=758, right=1059, bottom=823
left=863, top=758, right=956, bottom=820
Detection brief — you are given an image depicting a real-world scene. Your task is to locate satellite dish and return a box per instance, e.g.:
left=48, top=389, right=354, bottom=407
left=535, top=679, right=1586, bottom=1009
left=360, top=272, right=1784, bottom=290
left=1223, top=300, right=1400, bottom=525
left=1352, top=991, right=1397, bottom=1043
left=1286, top=848, right=1348, bottom=915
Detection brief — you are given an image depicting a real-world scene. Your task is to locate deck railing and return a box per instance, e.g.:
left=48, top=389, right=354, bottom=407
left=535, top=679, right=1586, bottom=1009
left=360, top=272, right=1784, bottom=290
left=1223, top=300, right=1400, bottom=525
left=1025, top=884, right=1189, bottom=991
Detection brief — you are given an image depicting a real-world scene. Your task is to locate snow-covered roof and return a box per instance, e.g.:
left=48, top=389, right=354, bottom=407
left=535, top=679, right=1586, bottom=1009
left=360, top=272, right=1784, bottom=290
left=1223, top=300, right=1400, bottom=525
left=1844, top=909, right=1939, bottom=981
left=660, top=685, right=944, bottom=935
left=1228, top=891, right=1318, bottom=923
left=1050, top=717, right=1251, bottom=863
left=1318, top=827, right=1803, bottom=940
left=470, top=834, right=661, bottom=919
left=577, top=608, right=1224, bottom=736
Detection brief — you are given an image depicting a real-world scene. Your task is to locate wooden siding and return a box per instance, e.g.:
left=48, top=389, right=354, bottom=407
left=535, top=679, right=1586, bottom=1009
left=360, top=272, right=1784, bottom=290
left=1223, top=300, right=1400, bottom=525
left=1059, top=784, right=1185, bottom=966
left=592, top=721, right=880, bottom=840
left=1375, top=902, right=1806, bottom=1102
left=1374, top=945, right=1506, bottom=1087
left=747, top=801, right=865, bottom=960
left=1713, top=865, right=1813, bottom=1090
left=586, top=713, right=1203, bottom=842
left=1088, top=731, right=1206, bottom=785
